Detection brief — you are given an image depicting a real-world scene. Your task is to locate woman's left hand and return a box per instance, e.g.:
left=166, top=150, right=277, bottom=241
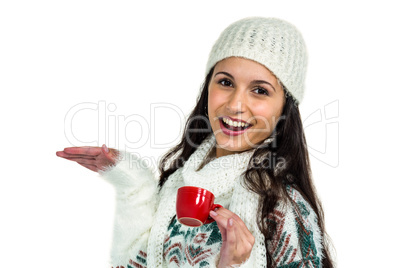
left=209, top=208, right=255, bottom=268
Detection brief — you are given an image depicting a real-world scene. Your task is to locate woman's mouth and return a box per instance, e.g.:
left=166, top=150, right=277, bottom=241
left=219, top=117, right=253, bottom=136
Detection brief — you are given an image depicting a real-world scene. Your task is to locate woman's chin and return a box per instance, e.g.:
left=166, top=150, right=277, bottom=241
left=214, top=136, right=252, bottom=156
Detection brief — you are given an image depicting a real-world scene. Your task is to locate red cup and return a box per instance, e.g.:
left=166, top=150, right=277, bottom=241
left=176, top=186, right=222, bottom=227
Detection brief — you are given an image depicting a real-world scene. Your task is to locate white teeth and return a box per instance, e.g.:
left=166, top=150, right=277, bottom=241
left=222, top=118, right=250, bottom=128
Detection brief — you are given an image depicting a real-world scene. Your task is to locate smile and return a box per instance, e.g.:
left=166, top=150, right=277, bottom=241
left=218, top=116, right=253, bottom=136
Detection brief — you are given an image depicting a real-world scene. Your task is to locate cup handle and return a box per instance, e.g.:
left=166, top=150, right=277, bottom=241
left=205, top=204, right=223, bottom=224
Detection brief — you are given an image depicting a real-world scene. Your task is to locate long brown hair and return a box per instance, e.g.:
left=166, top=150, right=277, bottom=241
left=158, top=68, right=334, bottom=267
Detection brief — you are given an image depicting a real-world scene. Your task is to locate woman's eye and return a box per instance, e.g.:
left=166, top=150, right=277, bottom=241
left=219, top=79, right=233, bottom=87
left=253, top=87, right=269, bottom=96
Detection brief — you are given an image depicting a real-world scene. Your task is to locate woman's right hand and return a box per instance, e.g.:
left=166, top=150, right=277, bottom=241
left=56, top=144, right=119, bottom=173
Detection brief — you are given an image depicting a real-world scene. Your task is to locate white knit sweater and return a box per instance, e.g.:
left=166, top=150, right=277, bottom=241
left=100, top=134, right=323, bottom=268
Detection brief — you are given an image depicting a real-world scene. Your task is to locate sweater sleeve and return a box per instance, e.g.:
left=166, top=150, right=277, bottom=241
left=99, top=151, right=159, bottom=267
left=268, top=187, right=323, bottom=268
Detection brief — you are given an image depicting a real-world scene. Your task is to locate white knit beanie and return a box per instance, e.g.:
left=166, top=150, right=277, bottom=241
left=205, top=17, right=308, bottom=104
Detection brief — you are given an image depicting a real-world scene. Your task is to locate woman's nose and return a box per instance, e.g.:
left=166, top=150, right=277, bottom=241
left=226, top=89, right=246, bottom=114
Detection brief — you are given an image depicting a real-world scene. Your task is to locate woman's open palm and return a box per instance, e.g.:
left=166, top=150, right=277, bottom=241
left=56, top=145, right=119, bottom=172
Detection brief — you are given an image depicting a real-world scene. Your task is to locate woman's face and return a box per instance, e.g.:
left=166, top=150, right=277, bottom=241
left=208, top=57, right=286, bottom=157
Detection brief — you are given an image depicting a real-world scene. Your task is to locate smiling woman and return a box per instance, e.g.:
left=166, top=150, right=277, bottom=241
left=57, top=17, right=334, bottom=268
left=208, top=57, right=286, bottom=157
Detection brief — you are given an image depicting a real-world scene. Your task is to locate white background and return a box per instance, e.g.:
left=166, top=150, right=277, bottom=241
left=1, top=0, right=401, bottom=267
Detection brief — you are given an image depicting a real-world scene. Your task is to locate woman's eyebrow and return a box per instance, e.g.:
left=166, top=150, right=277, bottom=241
left=214, top=71, right=234, bottom=80
left=250, top=80, right=276, bottom=92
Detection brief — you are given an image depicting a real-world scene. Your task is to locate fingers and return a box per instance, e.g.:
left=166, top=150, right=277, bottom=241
left=62, top=146, right=102, bottom=156
left=209, top=209, right=245, bottom=243
left=56, top=150, right=96, bottom=163
left=56, top=151, right=96, bottom=160
left=210, top=208, right=253, bottom=240
left=209, top=210, right=228, bottom=229
left=58, top=153, right=98, bottom=170
left=226, top=218, right=236, bottom=251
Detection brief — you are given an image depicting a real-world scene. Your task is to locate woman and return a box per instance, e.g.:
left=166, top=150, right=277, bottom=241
left=57, top=17, right=334, bottom=268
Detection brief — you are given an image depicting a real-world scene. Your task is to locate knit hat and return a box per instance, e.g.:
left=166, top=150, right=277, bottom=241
left=205, top=17, right=308, bottom=104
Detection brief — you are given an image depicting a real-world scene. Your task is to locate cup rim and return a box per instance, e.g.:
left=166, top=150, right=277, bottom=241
left=178, top=186, right=215, bottom=197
